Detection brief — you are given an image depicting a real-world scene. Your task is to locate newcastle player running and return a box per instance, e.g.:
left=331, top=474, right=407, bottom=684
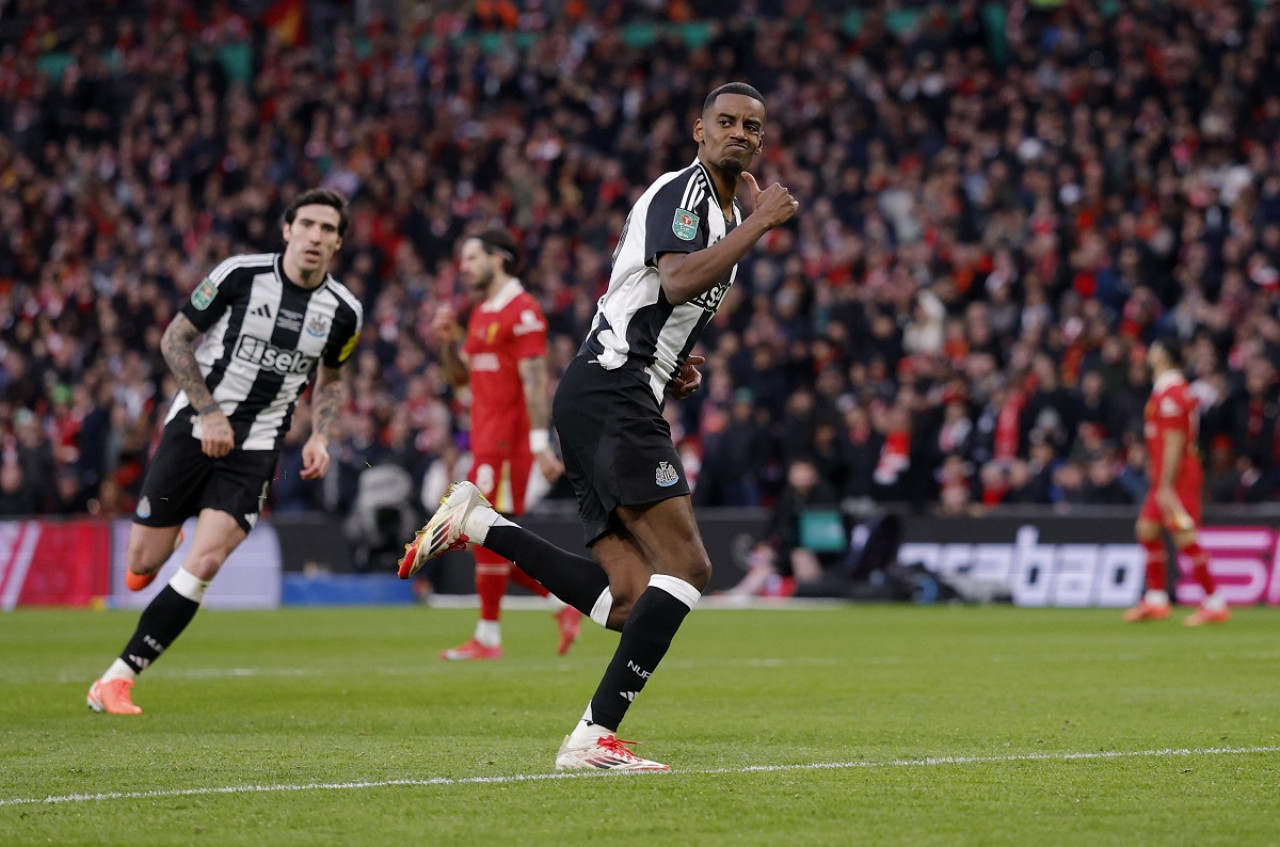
left=88, top=188, right=363, bottom=715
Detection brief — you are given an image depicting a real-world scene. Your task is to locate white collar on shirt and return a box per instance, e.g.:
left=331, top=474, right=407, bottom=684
left=479, top=278, right=524, bottom=313
left=1153, top=369, right=1184, bottom=393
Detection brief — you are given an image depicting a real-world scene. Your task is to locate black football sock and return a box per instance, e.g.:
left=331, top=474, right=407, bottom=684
left=586, top=576, right=698, bottom=732
left=119, top=586, right=201, bottom=674
left=484, top=524, right=610, bottom=618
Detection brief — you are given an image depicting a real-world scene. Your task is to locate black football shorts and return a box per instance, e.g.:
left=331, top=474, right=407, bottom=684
left=133, top=419, right=279, bottom=534
left=552, top=354, right=690, bottom=546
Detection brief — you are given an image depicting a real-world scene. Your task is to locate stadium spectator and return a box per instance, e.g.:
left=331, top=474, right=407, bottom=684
left=0, top=460, right=38, bottom=516
left=693, top=387, right=774, bottom=507
left=0, top=0, right=1277, bottom=531
left=10, top=408, right=55, bottom=512
left=722, top=456, right=843, bottom=598
left=51, top=465, right=92, bottom=514
left=1083, top=449, right=1136, bottom=507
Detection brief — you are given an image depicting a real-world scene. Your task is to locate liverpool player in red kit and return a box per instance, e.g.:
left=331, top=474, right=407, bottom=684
left=421, top=230, right=581, bottom=658
left=1125, top=337, right=1230, bottom=626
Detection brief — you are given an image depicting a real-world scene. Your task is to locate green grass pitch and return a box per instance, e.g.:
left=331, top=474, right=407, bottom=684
left=2, top=603, right=1278, bottom=845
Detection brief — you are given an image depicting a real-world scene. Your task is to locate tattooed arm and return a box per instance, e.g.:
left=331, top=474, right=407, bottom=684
left=518, top=355, right=563, bottom=482
left=300, top=362, right=346, bottom=480
left=162, top=313, right=234, bottom=458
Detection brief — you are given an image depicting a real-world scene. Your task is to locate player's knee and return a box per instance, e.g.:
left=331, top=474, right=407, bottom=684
left=183, top=549, right=228, bottom=581
left=126, top=539, right=164, bottom=575
left=650, top=553, right=712, bottom=593
left=677, top=555, right=712, bottom=594
left=692, top=558, right=712, bottom=593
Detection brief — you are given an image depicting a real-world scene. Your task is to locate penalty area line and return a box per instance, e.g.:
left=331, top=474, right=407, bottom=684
left=3, top=745, right=1278, bottom=808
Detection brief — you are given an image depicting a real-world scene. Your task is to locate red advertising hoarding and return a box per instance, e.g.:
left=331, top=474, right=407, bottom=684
left=0, top=519, right=112, bottom=610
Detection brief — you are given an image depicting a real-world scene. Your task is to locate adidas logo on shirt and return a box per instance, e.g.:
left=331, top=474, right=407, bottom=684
left=252, top=303, right=272, bottom=319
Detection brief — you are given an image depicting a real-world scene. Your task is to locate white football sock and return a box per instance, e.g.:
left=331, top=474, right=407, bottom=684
left=463, top=506, right=510, bottom=545
left=474, top=619, right=501, bottom=647
left=170, top=567, right=212, bottom=603
left=102, top=658, right=137, bottom=683
left=567, top=703, right=613, bottom=747
left=1203, top=593, right=1227, bottom=611
left=649, top=573, right=701, bottom=609
left=589, top=587, right=613, bottom=628
left=1144, top=589, right=1169, bottom=606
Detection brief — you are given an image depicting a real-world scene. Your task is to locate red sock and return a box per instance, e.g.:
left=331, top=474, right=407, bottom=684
left=474, top=547, right=510, bottom=623
left=1182, top=542, right=1216, bottom=595
left=508, top=565, right=549, bottom=597
left=1141, top=538, right=1167, bottom=592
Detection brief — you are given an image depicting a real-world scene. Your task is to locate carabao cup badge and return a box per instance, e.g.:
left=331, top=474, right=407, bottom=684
left=672, top=209, right=699, bottom=241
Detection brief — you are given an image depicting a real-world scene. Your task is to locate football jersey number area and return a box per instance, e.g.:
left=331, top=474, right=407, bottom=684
left=234, top=335, right=317, bottom=375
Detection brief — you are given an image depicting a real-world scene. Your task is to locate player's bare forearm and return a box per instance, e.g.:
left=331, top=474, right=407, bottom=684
left=309, top=364, right=346, bottom=443
left=1160, top=430, right=1184, bottom=488
left=658, top=217, right=770, bottom=305
left=161, top=314, right=216, bottom=409
left=518, top=356, right=551, bottom=432
left=439, top=342, right=470, bottom=388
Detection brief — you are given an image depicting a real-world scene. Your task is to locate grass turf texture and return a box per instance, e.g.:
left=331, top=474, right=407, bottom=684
left=1, top=604, right=1278, bottom=846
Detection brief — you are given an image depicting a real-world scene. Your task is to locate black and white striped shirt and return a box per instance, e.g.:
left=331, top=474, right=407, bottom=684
left=585, top=158, right=741, bottom=400
left=166, top=253, right=363, bottom=451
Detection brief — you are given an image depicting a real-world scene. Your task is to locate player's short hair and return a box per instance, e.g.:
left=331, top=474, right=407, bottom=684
left=470, top=228, right=522, bottom=276
left=285, top=188, right=350, bottom=237
left=1153, top=335, right=1184, bottom=367
left=702, top=82, right=766, bottom=115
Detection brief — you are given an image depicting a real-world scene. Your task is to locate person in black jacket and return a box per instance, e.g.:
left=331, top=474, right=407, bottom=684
left=723, top=457, right=842, bottom=598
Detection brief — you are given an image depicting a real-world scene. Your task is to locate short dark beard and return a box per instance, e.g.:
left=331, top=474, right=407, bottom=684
left=468, top=266, right=495, bottom=295
left=718, top=156, right=745, bottom=175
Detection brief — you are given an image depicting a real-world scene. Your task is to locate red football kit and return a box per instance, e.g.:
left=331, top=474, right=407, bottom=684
left=1139, top=370, right=1203, bottom=530
left=462, top=279, right=548, bottom=515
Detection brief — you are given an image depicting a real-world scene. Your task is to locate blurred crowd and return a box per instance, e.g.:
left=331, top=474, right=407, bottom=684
left=2, top=0, right=1280, bottom=526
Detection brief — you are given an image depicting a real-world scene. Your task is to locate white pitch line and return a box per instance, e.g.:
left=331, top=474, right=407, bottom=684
left=18, top=647, right=1280, bottom=686
left=2, top=745, right=1277, bottom=808
left=15, top=657, right=853, bottom=686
